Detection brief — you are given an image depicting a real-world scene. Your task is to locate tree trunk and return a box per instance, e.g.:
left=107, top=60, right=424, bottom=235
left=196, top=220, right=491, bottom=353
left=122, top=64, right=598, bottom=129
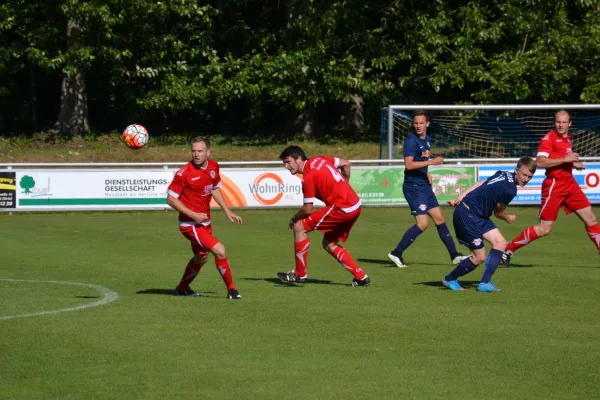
left=51, top=19, right=89, bottom=137
left=342, top=94, right=364, bottom=135
left=296, top=106, right=317, bottom=140
left=29, top=62, right=38, bottom=132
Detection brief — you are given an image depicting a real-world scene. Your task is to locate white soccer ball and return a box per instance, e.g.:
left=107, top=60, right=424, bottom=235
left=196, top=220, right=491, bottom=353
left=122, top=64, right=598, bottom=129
left=122, top=124, right=149, bottom=149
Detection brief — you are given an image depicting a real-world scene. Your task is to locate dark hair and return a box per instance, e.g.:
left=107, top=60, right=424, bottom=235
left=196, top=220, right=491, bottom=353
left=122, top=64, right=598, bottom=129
left=517, top=156, right=537, bottom=174
left=190, top=136, right=210, bottom=148
left=279, top=145, right=307, bottom=161
left=413, top=110, right=429, bottom=121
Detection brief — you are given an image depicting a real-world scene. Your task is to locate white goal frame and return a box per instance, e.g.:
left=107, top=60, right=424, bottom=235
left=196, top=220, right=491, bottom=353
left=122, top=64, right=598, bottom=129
left=384, top=104, right=600, bottom=161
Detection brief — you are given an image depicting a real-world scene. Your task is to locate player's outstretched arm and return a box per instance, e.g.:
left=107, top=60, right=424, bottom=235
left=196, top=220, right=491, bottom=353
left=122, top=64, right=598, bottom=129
left=212, top=187, right=242, bottom=224
left=447, top=179, right=485, bottom=206
left=167, top=195, right=208, bottom=224
left=337, top=158, right=351, bottom=180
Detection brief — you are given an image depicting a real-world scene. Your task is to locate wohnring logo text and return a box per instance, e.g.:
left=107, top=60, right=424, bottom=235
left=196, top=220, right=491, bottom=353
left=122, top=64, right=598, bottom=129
left=249, top=173, right=301, bottom=205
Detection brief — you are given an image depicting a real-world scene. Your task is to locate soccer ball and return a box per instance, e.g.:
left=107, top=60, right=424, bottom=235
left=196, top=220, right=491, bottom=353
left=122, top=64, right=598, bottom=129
left=122, top=124, right=149, bottom=149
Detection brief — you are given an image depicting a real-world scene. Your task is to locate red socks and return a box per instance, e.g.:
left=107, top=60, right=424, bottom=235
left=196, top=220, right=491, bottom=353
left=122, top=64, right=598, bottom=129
left=294, top=238, right=310, bottom=278
left=332, top=246, right=366, bottom=280
left=176, top=258, right=203, bottom=292
left=506, top=226, right=540, bottom=253
left=586, top=223, right=600, bottom=253
left=215, top=257, right=236, bottom=290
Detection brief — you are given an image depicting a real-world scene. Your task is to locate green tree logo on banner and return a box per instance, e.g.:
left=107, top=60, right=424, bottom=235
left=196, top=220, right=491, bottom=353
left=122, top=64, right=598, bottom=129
left=20, top=175, right=35, bottom=194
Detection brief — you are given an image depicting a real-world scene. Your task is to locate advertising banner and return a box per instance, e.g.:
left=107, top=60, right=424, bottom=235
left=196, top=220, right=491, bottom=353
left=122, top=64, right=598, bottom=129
left=1, top=165, right=476, bottom=211
left=0, top=171, right=17, bottom=209
left=350, top=166, right=477, bottom=205
left=478, top=164, right=600, bottom=204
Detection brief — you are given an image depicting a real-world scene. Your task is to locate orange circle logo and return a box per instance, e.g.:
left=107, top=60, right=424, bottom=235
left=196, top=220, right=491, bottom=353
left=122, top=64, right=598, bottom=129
left=252, top=173, right=284, bottom=205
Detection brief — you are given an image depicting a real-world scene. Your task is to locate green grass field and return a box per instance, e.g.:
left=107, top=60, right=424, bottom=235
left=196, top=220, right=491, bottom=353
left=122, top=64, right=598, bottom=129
left=1, top=207, right=600, bottom=399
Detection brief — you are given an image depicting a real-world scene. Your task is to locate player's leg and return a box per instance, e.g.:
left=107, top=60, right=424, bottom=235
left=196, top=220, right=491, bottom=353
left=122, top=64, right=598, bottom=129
left=477, top=227, right=506, bottom=292
left=442, top=205, right=485, bottom=291
left=277, top=207, right=326, bottom=283
left=388, top=186, right=427, bottom=267
left=175, top=226, right=210, bottom=296
left=321, top=208, right=369, bottom=286
left=565, top=182, right=600, bottom=254
left=428, top=205, right=467, bottom=264
left=504, top=178, right=563, bottom=265
left=209, top=241, right=242, bottom=299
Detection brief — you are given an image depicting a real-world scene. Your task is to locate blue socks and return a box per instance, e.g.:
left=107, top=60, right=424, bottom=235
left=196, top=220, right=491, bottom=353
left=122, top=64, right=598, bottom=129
left=393, top=224, right=423, bottom=254
left=436, top=222, right=459, bottom=259
left=480, top=249, right=503, bottom=283
left=445, top=257, right=477, bottom=281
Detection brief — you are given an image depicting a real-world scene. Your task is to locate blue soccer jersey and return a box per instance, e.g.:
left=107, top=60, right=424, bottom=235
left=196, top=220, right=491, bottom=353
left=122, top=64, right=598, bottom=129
left=462, top=170, right=518, bottom=218
left=403, top=133, right=432, bottom=185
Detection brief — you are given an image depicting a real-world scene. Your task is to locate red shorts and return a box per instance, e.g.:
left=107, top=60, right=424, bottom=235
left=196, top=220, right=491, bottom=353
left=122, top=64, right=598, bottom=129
left=179, top=224, right=219, bottom=255
left=539, top=177, right=590, bottom=221
left=301, top=206, right=361, bottom=244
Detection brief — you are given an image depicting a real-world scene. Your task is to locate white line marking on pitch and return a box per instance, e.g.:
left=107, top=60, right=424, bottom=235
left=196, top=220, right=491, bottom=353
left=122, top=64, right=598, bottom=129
left=0, top=279, right=119, bottom=321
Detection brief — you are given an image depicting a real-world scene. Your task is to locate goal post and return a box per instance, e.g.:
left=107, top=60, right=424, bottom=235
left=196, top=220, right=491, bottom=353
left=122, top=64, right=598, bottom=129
left=381, top=104, right=600, bottom=160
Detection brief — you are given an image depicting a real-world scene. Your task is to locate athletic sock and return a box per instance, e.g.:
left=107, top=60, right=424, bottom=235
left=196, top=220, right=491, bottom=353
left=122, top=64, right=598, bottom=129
left=393, top=224, right=423, bottom=255
left=294, top=238, right=310, bottom=278
left=176, top=258, right=203, bottom=291
left=480, top=249, right=503, bottom=283
left=215, top=257, right=236, bottom=290
left=506, top=226, right=540, bottom=253
left=444, top=257, right=477, bottom=281
left=436, top=222, right=459, bottom=259
left=331, top=246, right=366, bottom=280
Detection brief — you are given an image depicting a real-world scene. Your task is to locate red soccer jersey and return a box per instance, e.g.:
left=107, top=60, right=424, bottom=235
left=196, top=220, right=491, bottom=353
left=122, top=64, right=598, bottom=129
left=301, top=156, right=361, bottom=212
left=537, top=129, right=573, bottom=179
left=167, top=160, right=222, bottom=224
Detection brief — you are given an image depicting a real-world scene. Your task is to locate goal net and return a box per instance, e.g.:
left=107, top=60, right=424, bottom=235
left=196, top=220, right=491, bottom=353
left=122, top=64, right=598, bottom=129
left=380, top=105, right=600, bottom=160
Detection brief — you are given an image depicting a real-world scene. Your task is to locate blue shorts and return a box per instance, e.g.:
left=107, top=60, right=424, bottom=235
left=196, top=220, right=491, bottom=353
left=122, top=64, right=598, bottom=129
left=452, top=202, right=497, bottom=250
left=403, top=183, right=439, bottom=216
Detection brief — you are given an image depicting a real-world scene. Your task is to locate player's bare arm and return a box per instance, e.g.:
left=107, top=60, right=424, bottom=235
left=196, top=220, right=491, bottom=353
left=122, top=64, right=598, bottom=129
left=167, top=194, right=208, bottom=224
left=212, top=187, right=242, bottom=224
left=447, top=180, right=485, bottom=206
left=289, top=203, right=313, bottom=228
left=427, top=171, right=433, bottom=185
left=494, top=203, right=516, bottom=224
left=404, top=155, right=443, bottom=170
left=536, top=152, right=579, bottom=169
left=337, top=158, right=352, bottom=180
left=573, top=161, right=586, bottom=170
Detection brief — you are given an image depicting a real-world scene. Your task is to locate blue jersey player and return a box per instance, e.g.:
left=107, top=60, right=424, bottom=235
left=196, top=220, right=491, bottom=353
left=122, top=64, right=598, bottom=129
left=388, top=110, right=467, bottom=268
left=442, top=156, right=536, bottom=292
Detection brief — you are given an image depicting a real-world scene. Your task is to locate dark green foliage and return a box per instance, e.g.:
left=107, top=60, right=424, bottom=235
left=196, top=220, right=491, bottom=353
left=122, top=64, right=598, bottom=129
left=1, top=1, right=600, bottom=139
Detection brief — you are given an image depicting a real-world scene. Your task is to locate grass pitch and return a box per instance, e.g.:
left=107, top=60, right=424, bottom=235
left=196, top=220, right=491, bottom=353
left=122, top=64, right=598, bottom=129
left=1, top=207, right=599, bottom=399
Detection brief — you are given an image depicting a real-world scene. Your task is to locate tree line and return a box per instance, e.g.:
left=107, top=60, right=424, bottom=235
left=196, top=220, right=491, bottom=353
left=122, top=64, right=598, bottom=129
left=1, top=0, right=599, bottom=141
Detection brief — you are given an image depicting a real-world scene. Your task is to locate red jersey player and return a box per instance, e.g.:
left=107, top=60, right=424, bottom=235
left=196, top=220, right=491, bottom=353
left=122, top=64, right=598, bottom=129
left=502, top=110, right=600, bottom=266
left=167, top=136, right=243, bottom=299
left=276, top=145, right=370, bottom=286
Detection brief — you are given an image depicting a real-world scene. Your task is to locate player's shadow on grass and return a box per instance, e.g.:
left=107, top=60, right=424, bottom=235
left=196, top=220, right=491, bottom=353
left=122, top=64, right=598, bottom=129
left=357, top=258, right=400, bottom=268
left=415, top=280, right=480, bottom=289
left=136, top=288, right=218, bottom=297
left=242, top=277, right=347, bottom=286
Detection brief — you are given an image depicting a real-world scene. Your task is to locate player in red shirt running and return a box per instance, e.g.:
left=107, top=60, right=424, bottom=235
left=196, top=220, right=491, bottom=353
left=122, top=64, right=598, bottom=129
left=167, top=136, right=243, bottom=299
left=276, top=145, right=370, bottom=286
left=502, top=110, right=600, bottom=266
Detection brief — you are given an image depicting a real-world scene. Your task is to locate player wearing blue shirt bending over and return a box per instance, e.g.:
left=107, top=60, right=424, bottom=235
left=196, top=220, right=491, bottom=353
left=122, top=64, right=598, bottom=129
left=388, top=110, right=468, bottom=268
left=442, top=156, right=536, bottom=292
